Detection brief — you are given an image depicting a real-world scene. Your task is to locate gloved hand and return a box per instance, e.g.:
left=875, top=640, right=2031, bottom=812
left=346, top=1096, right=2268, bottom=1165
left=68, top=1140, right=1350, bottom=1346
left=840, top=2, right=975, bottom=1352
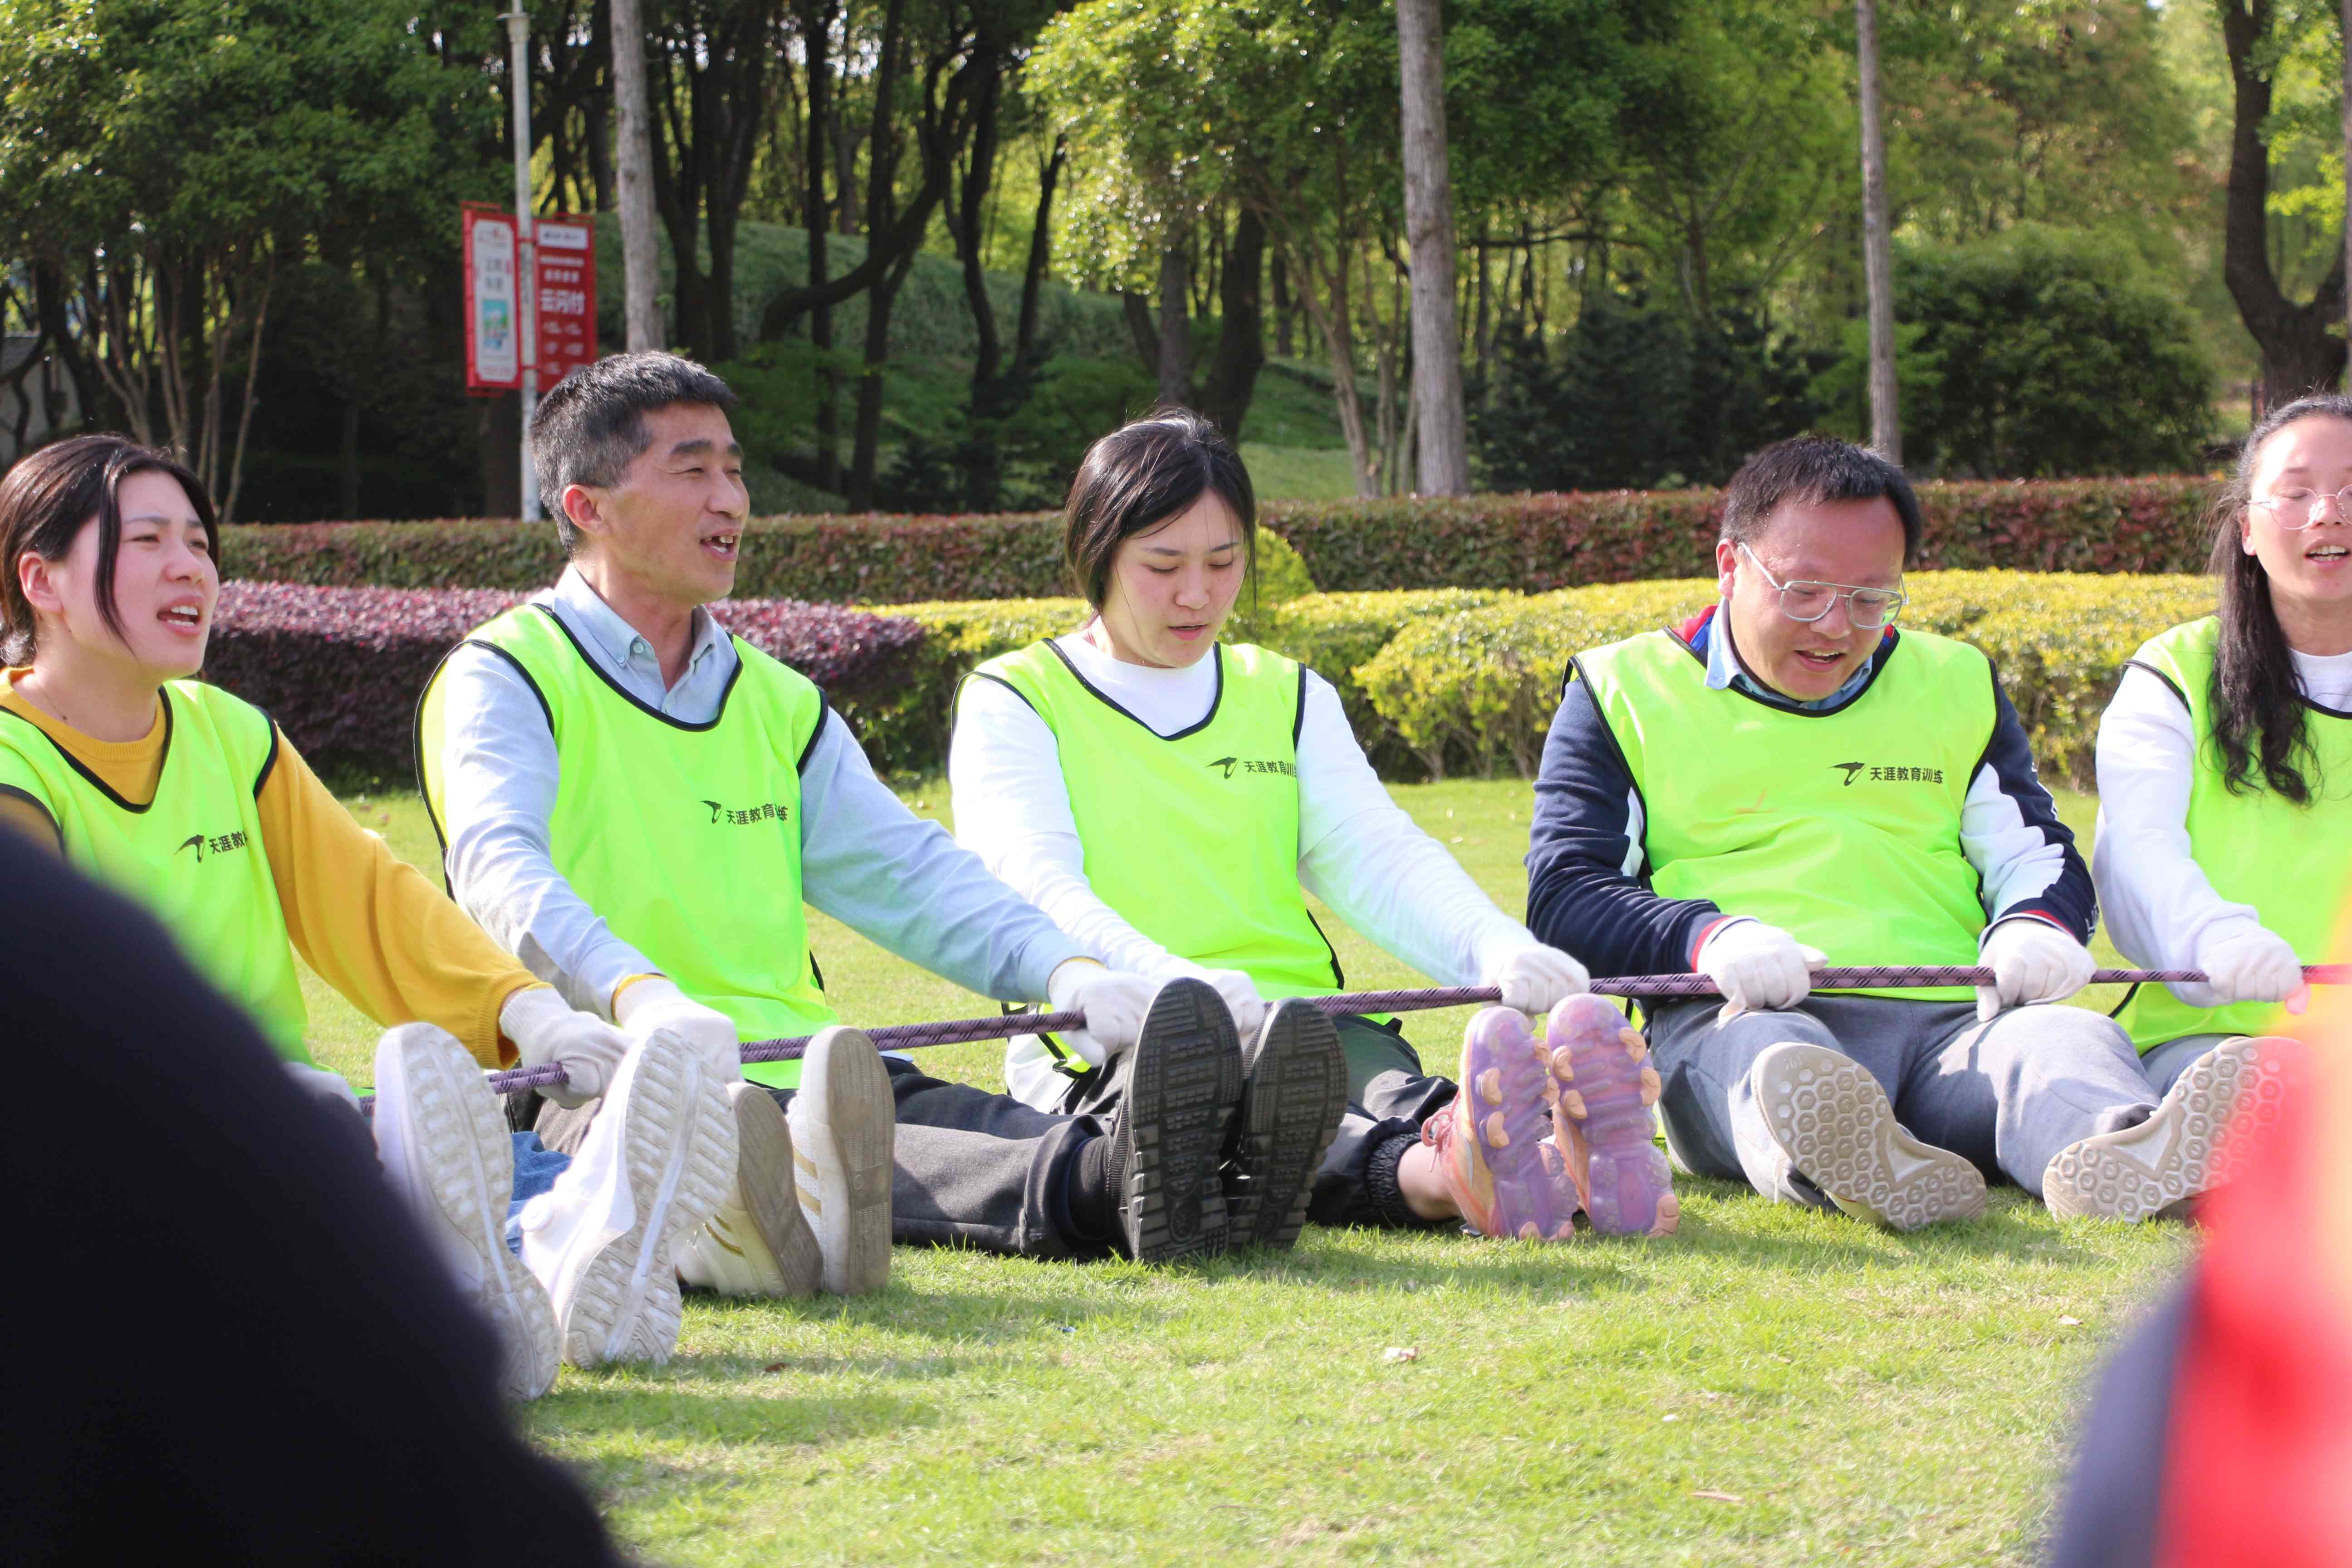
left=610, top=975, right=742, bottom=1084
left=2190, top=925, right=2310, bottom=1014
left=1482, top=941, right=1590, bottom=1015
left=505, top=983, right=636, bottom=1107
left=1697, top=918, right=1825, bottom=1023
left=1045, top=959, right=1159, bottom=1069
left=1975, top=917, right=2097, bottom=1022
left=283, top=1060, right=361, bottom=1116
left=1175, top=965, right=1268, bottom=1039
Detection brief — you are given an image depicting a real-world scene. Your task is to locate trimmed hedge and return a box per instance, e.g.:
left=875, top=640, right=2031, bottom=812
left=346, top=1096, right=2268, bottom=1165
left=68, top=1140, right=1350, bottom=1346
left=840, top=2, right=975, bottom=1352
left=201, top=570, right=2225, bottom=792
left=202, top=582, right=926, bottom=769
left=218, top=478, right=2218, bottom=600
left=1353, top=570, right=2219, bottom=786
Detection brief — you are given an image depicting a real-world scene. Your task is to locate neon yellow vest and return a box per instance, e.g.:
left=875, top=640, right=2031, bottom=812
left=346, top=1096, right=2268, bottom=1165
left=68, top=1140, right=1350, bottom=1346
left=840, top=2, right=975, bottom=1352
left=970, top=639, right=1344, bottom=1048
left=2114, top=616, right=2352, bottom=1049
left=0, top=681, right=311, bottom=1058
left=416, top=604, right=835, bottom=1088
left=1574, top=627, right=2000, bottom=1001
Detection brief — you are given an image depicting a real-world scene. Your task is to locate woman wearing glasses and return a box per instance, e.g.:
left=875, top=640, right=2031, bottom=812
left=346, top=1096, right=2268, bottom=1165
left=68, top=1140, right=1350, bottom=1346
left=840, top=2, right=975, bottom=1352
left=1524, top=435, right=2258, bottom=1226
left=2093, top=393, right=2351, bottom=1093
left=949, top=410, right=1676, bottom=1245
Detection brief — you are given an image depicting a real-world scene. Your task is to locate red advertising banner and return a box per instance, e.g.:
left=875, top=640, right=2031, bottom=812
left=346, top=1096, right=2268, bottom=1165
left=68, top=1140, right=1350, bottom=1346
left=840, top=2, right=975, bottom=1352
left=533, top=214, right=599, bottom=387
left=462, top=203, right=521, bottom=393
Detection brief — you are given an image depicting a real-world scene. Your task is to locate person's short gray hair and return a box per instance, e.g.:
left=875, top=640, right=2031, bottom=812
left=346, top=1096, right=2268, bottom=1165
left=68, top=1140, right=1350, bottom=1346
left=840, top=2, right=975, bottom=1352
left=528, top=352, right=738, bottom=554
left=1720, top=434, right=1922, bottom=564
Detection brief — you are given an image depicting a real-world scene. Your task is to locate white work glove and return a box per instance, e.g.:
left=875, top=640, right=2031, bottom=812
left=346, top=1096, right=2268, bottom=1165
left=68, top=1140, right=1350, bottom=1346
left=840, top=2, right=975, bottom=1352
left=1975, top=918, right=2097, bottom=1022
left=609, top=975, right=743, bottom=1085
left=1697, top=918, right=1825, bottom=1024
left=1482, top=941, right=1590, bottom=1015
left=283, top=1060, right=361, bottom=1116
left=1173, top=965, right=1268, bottom=1039
left=1044, top=959, right=1158, bottom=1070
left=504, top=984, right=636, bottom=1107
left=2188, top=925, right=2311, bottom=1015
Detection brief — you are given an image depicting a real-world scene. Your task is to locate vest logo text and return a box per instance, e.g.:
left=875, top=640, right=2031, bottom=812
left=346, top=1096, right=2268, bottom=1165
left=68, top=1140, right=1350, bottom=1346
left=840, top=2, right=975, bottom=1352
left=176, top=830, right=251, bottom=862
left=1833, top=760, right=1945, bottom=786
left=701, top=799, right=791, bottom=826
left=1206, top=755, right=1298, bottom=780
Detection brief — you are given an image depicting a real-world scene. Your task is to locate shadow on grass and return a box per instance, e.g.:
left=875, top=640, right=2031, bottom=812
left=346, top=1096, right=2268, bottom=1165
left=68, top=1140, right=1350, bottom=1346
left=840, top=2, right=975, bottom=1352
left=529, top=1383, right=944, bottom=1453
left=688, top=1279, right=1177, bottom=1346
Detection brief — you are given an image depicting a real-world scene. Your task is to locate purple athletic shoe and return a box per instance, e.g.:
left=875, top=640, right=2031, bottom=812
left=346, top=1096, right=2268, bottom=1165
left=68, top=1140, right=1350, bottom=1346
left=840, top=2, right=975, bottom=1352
left=1545, top=996, right=1678, bottom=1238
left=1425, top=1007, right=1579, bottom=1240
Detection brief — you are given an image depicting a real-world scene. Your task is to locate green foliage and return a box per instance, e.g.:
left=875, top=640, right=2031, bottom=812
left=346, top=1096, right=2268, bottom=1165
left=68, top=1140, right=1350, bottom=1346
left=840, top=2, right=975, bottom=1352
left=1880, top=225, right=2215, bottom=477
left=1353, top=569, right=2220, bottom=783
left=1471, top=299, right=1826, bottom=491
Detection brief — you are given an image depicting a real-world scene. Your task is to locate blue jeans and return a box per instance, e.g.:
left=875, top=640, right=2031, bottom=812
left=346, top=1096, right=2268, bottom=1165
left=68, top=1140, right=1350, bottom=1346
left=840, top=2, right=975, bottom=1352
left=504, top=1132, right=570, bottom=1255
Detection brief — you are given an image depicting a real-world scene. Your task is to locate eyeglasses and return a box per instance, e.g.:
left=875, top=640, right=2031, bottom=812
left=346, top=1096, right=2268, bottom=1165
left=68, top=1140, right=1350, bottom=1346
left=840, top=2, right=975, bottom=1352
left=2250, top=486, right=2352, bottom=529
left=1737, top=543, right=1906, bottom=629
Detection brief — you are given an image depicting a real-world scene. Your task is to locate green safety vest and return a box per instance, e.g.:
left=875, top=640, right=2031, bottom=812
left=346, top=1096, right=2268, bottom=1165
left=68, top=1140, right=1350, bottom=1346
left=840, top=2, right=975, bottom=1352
left=416, top=603, right=836, bottom=1088
left=0, top=681, right=312, bottom=1058
left=969, top=639, right=1344, bottom=1071
left=2114, top=616, right=2352, bottom=1049
left=1573, top=626, right=2000, bottom=1001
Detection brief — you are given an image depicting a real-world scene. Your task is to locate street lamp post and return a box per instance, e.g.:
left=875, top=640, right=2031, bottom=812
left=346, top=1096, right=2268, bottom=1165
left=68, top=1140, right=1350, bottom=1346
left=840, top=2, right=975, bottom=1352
left=500, top=8, right=539, bottom=521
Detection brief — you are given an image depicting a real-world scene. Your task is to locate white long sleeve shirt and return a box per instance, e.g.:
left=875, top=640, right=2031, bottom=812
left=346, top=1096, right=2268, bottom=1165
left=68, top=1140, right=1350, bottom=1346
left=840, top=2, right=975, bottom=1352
left=952, top=630, right=1538, bottom=1106
left=2092, top=636, right=2352, bottom=1004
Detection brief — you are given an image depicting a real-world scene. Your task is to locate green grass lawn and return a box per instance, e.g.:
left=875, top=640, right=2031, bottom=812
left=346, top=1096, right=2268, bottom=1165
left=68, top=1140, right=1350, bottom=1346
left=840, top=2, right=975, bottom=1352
left=305, top=779, right=2180, bottom=1565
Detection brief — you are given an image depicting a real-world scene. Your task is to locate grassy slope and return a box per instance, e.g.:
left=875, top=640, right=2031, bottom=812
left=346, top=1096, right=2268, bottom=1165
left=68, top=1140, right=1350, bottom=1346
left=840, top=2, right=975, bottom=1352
left=304, top=779, right=2176, bottom=1566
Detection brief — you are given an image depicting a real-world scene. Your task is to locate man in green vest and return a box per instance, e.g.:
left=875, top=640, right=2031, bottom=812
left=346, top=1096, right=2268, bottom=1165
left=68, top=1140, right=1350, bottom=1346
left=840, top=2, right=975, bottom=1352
left=1525, top=435, right=2252, bottom=1226
left=420, top=353, right=1300, bottom=1283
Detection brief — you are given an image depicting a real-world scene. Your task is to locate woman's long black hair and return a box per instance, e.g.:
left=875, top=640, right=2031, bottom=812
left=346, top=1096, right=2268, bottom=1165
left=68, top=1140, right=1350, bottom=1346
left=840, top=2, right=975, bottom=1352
left=2209, top=392, right=2352, bottom=803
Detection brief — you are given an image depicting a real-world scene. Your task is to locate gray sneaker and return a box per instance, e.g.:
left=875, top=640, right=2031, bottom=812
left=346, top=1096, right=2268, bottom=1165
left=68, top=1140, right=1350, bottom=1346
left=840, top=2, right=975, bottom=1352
left=1748, top=1042, right=1986, bottom=1230
left=2043, top=1035, right=2303, bottom=1222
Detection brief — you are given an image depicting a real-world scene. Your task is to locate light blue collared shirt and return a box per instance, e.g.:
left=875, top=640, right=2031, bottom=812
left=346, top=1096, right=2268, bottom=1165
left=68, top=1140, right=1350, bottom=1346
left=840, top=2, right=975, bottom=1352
left=1698, top=601, right=1877, bottom=711
left=431, top=564, right=1083, bottom=1018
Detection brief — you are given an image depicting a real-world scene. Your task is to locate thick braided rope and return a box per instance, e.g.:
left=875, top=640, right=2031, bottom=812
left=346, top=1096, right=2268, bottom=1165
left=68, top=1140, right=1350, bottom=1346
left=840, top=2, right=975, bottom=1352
left=470, top=964, right=2352, bottom=1098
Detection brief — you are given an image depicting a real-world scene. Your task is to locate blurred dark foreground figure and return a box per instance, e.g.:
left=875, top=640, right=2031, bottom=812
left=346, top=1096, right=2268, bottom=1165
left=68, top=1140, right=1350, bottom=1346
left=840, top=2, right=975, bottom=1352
left=0, top=829, right=621, bottom=1566
left=2049, top=984, right=2352, bottom=1568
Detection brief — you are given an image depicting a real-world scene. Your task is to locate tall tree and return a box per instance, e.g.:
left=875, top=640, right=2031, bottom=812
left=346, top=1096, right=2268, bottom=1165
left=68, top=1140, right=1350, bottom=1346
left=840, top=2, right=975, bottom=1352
left=799, top=0, right=842, bottom=491
left=2215, top=0, right=2347, bottom=402
left=1856, top=0, right=1902, bottom=461
left=1394, top=0, right=1469, bottom=492
left=610, top=0, right=666, bottom=349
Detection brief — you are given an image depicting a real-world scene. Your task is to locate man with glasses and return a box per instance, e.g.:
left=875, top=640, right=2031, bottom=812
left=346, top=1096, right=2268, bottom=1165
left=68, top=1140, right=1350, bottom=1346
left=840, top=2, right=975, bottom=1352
left=1524, top=436, right=2206, bottom=1227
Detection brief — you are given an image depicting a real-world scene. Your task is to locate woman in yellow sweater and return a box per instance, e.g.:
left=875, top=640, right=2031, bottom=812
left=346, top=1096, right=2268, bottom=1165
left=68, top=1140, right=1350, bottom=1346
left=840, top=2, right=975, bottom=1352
left=0, top=435, right=744, bottom=1393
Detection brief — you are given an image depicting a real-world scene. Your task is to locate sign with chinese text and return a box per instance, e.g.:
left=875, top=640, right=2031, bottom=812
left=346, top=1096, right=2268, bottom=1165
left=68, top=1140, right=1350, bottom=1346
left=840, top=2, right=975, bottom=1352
left=463, top=204, right=520, bottom=392
left=534, top=215, right=599, bottom=387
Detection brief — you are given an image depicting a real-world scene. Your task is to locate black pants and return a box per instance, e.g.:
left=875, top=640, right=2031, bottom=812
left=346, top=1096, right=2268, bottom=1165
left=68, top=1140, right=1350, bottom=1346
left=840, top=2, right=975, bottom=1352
left=536, top=1057, right=1095, bottom=1259
left=1057, top=1014, right=1458, bottom=1229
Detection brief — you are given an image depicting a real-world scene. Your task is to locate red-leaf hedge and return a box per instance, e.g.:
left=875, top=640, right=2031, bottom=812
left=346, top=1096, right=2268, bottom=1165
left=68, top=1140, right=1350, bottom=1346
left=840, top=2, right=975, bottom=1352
left=218, top=478, right=2220, bottom=601
left=201, top=582, right=927, bottom=769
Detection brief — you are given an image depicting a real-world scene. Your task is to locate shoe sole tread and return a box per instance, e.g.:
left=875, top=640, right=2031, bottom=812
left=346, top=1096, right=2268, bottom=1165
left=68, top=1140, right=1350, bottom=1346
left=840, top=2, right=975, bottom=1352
left=1754, top=1044, right=1985, bottom=1231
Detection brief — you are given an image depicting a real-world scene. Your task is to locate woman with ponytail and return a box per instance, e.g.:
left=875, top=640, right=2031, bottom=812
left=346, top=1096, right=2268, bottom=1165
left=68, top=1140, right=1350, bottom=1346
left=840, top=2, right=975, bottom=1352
left=2094, top=394, right=2352, bottom=1097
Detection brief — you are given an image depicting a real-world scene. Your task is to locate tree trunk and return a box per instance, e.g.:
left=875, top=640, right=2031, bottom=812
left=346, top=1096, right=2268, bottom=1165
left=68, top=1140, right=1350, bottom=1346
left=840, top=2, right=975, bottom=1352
left=1271, top=250, right=1293, bottom=358
left=1012, top=135, right=1065, bottom=381
left=609, top=0, right=665, bottom=351
left=1293, top=236, right=1375, bottom=497
left=2217, top=0, right=2348, bottom=399
left=1394, top=0, right=1470, bottom=493
left=1198, top=207, right=1266, bottom=442
left=1122, top=289, right=1159, bottom=378
left=1855, top=0, right=1902, bottom=463
left=845, top=0, right=908, bottom=509
left=800, top=0, right=839, bottom=492
left=1156, top=242, right=1192, bottom=406
left=956, top=39, right=1004, bottom=396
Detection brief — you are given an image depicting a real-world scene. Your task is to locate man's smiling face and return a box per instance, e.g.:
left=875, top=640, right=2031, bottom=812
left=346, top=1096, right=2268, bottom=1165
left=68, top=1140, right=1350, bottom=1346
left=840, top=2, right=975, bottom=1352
left=574, top=402, right=750, bottom=611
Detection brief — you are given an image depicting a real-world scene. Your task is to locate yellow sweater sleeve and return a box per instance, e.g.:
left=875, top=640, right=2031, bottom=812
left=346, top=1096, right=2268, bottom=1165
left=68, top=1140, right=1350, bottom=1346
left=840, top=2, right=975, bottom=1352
left=257, top=735, right=539, bottom=1067
left=0, top=790, right=59, bottom=850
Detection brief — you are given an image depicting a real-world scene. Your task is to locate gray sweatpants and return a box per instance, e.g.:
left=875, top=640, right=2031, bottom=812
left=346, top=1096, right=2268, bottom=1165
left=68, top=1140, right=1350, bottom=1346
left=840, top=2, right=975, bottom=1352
left=2138, top=1033, right=2234, bottom=1098
left=1646, top=994, right=2156, bottom=1203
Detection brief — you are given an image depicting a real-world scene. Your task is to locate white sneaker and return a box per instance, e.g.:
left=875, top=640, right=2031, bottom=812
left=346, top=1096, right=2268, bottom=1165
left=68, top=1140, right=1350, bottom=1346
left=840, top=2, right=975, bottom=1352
left=2043, top=1035, right=2306, bottom=1222
left=372, top=1024, right=558, bottom=1401
left=520, top=1029, right=735, bottom=1368
left=1748, top=1042, right=1986, bottom=1230
left=788, top=1027, right=895, bottom=1295
left=676, top=1083, right=821, bottom=1297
